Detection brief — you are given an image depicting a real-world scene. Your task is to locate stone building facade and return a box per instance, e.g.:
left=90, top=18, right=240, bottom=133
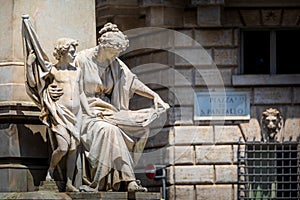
left=95, top=0, right=300, bottom=199
left=0, top=0, right=299, bottom=199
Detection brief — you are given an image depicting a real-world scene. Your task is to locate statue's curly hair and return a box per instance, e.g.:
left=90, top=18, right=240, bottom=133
left=97, top=22, right=129, bottom=52
left=53, top=38, right=78, bottom=60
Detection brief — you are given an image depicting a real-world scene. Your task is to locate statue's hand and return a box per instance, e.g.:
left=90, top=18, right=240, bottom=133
left=153, top=94, right=170, bottom=110
left=27, top=50, right=36, bottom=65
left=48, top=83, right=64, bottom=101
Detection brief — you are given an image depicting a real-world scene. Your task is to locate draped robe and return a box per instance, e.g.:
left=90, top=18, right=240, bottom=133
left=22, top=17, right=79, bottom=144
left=75, top=48, right=166, bottom=191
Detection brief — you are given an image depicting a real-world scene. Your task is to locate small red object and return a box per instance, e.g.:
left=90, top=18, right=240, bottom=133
left=145, top=164, right=156, bottom=179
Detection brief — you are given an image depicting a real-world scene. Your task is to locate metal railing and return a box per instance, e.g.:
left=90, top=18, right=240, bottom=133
left=237, top=139, right=300, bottom=199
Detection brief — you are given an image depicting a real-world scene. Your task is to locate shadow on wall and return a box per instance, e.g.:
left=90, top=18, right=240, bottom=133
left=18, top=123, right=49, bottom=187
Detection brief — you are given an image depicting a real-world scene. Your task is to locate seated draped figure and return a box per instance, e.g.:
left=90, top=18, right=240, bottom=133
left=22, top=15, right=170, bottom=192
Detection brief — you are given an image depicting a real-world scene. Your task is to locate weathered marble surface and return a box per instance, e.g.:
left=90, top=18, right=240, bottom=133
left=0, top=191, right=161, bottom=200
left=0, top=0, right=95, bottom=63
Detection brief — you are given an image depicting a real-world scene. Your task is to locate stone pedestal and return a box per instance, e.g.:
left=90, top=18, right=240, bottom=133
left=0, top=191, right=161, bottom=200
left=0, top=0, right=96, bottom=192
left=0, top=104, right=49, bottom=192
left=39, top=179, right=58, bottom=192
left=0, top=164, right=35, bottom=192
left=0, top=191, right=71, bottom=199
left=67, top=192, right=161, bottom=200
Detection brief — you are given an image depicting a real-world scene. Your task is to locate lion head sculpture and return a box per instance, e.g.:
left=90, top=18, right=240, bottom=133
left=261, top=108, right=284, bottom=142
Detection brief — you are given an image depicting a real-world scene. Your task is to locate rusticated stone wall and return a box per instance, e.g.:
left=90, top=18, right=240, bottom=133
left=96, top=0, right=300, bottom=199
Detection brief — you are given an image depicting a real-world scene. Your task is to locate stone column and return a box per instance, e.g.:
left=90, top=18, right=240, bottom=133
left=0, top=0, right=95, bottom=192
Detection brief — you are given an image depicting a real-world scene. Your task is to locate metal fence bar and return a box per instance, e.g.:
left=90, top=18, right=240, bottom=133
left=237, top=140, right=300, bottom=200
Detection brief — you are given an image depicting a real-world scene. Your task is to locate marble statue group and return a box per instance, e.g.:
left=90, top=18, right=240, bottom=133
left=22, top=15, right=169, bottom=192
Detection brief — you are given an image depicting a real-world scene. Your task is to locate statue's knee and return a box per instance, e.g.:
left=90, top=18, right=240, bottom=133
left=105, top=123, right=120, bottom=134
left=57, top=148, right=68, bottom=156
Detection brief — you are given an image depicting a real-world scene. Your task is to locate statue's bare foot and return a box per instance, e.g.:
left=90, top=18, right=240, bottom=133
left=127, top=181, right=147, bottom=192
left=79, top=185, right=97, bottom=192
left=46, top=168, right=54, bottom=180
left=66, top=182, right=79, bottom=192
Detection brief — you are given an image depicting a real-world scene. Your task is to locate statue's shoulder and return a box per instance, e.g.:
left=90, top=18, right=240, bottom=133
left=75, top=47, right=96, bottom=67
left=76, top=47, right=96, bottom=59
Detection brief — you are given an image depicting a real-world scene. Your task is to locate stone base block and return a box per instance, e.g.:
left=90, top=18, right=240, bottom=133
left=0, top=191, right=161, bottom=199
left=0, top=191, right=71, bottom=199
left=67, top=191, right=127, bottom=199
left=39, top=179, right=58, bottom=192
left=67, top=191, right=161, bottom=200
left=0, top=164, right=34, bottom=192
left=128, top=192, right=161, bottom=200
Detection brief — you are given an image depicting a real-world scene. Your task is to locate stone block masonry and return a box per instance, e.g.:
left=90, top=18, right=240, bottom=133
left=92, top=1, right=300, bottom=199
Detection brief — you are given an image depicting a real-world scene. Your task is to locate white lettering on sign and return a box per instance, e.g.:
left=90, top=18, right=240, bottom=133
left=194, top=92, right=250, bottom=120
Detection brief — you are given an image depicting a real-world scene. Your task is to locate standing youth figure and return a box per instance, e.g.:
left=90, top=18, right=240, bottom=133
left=23, top=16, right=92, bottom=192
